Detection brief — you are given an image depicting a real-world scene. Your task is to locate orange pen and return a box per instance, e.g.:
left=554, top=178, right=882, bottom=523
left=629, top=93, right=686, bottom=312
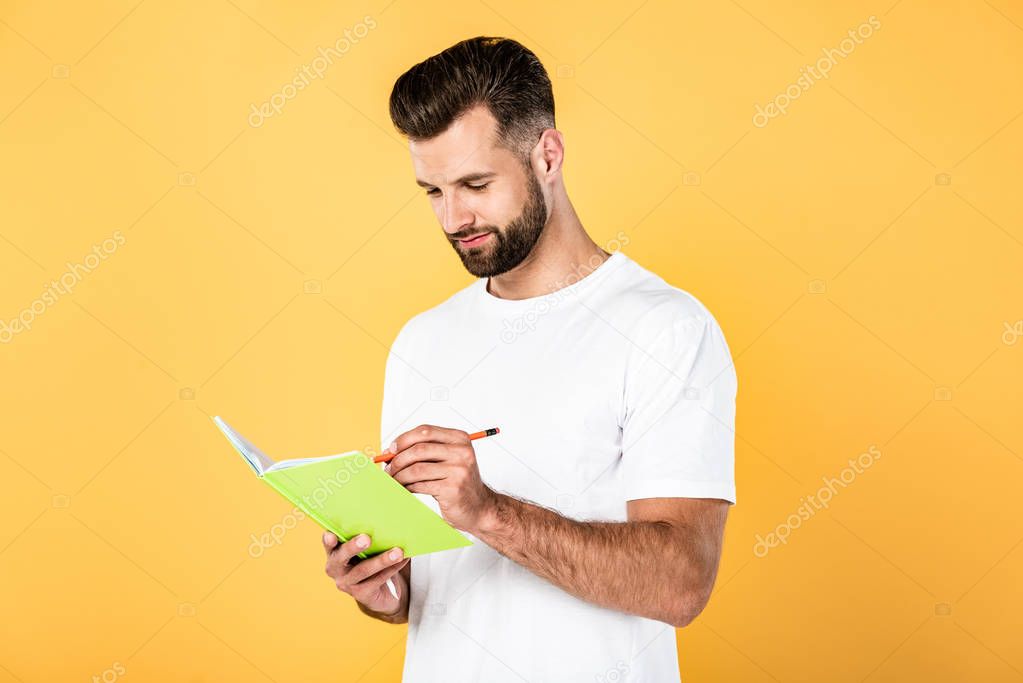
left=372, top=427, right=500, bottom=464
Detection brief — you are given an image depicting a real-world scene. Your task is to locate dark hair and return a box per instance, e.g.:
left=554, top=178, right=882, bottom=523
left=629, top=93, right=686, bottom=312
left=389, top=36, right=555, bottom=158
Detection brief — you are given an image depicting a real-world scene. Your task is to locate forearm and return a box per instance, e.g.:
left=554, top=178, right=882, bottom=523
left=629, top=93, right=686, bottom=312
left=473, top=493, right=717, bottom=627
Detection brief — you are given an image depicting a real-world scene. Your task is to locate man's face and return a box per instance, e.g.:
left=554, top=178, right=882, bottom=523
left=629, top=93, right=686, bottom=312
left=410, top=106, right=548, bottom=278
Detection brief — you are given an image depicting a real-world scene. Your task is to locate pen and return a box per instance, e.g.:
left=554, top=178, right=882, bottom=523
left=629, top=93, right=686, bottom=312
left=372, top=427, right=500, bottom=464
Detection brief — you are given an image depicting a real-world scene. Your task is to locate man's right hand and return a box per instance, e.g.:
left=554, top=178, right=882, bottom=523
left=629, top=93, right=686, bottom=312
left=323, top=532, right=410, bottom=622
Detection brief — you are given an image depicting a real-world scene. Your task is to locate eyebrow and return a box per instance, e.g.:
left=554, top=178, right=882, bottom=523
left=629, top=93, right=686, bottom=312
left=415, top=171, right=496, bottom=189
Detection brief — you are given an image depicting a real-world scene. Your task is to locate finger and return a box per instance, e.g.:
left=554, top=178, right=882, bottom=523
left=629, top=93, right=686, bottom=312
left=353, top=556, right=410, bottom=589
left=322, top=531, right=339, bottom=555
left=346, top=547, right=406, bottom=585
left=327, top=533, right=371, bottom=568
left=388, top=442, right=448, bottom=477
left=392, top=462, right=450, bottom=486
left=351, top=558, right=410, bottom=599
left=392, top=424, right=469, bottom=456
left=406, top=481, right=442, bottom=496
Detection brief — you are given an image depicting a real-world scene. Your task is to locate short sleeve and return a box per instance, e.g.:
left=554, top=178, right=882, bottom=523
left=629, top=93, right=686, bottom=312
left=620, top=309, right=737, bottom=504
left=380, top=322, right=414, bottom=451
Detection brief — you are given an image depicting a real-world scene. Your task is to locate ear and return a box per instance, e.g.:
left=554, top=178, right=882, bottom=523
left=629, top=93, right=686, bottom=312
left=530, top=128, right=565, bottom=181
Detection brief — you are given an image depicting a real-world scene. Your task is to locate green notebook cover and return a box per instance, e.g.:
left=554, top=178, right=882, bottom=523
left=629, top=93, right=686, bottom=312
left=213, top=416, right=472, bottom=558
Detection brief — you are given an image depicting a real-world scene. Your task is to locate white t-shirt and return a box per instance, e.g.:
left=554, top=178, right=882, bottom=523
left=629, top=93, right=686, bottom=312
left=379, top=250, right=737, bottom=683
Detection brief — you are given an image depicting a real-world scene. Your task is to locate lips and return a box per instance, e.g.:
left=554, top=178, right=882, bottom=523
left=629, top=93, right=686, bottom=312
left=457, top=232, right=492, bottom=248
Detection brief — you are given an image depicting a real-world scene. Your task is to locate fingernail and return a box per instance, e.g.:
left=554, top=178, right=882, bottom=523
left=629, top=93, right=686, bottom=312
left=389, top=548, right=403, bottom=560
left=389, top=441, right=397, bottom=453
left=357, top=535, right=369, bottom=548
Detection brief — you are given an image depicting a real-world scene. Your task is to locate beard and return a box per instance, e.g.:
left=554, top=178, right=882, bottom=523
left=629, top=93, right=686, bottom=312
left=447, top=171, right=548, bottom=278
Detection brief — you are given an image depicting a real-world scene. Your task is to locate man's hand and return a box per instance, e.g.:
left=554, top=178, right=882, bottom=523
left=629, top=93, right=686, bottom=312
left=323, top=531, right=410, bottom=622
left=386, top=424, right=498, bottom=532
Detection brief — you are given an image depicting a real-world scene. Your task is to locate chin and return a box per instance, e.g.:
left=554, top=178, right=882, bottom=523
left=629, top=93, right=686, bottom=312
left=462, top=261, right=498, bottom=278
left=461, top=255, right=503, bottom=278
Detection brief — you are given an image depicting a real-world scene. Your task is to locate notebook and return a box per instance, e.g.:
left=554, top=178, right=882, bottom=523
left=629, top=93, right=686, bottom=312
left=212, top=416, right=472, bottom=558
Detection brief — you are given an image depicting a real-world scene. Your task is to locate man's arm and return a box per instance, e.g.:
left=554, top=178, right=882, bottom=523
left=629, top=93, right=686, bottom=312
left=385, top=425, right=730, bottom=628
left=475, top=494, right=728, bottom=627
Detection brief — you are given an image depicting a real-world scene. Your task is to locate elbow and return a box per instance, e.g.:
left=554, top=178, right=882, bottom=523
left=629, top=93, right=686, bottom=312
left=668, top=606, right=701, bottom=629
left=665, top=583, right=713, bottom=628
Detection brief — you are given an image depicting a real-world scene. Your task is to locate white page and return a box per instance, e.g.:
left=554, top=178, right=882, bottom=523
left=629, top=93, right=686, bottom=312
left=213, top=416, right=276, bottom=474
left=264, top=451, right=363, bottom=472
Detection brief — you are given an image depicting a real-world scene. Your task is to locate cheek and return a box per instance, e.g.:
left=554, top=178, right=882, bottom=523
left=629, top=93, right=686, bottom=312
left=474, top=190, right=521, bottom=226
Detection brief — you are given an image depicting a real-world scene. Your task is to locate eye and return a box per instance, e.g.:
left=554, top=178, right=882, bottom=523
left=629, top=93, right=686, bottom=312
left=425, top=188, right=440, bottom=196
left=466, top=183, right=489, bottom=192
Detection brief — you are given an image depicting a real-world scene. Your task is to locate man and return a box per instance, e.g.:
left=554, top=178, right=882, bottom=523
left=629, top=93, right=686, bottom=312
left=323, top=36, right=737, bottom=682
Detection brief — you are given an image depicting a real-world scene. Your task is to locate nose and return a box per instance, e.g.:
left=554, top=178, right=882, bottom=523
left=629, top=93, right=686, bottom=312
left=440, top=192, right=474, bottom=235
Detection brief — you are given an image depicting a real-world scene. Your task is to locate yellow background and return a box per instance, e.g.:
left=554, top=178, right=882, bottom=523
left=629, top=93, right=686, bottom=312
left=2, top=1, right=1022, bottom=681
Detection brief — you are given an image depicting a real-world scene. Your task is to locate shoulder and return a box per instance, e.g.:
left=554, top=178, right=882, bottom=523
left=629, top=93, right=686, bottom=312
left=612, top=255, right=736, bottom=391
left=611, top=254, right=725, bottom=341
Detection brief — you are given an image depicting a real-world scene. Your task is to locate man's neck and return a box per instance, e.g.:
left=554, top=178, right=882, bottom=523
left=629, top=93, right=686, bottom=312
left=486, top=197, right=610, bottom=301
